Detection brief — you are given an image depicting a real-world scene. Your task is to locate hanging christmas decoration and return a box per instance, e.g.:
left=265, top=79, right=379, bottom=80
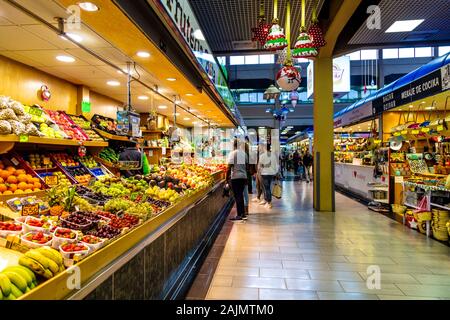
left=276, top=0, right=301, bottom=92
left=276, top=48, right=288, bottom=64
left=308, top=0, right=326, bottom=48
left=293, top=0, right=318, bottom=59
left=251, top=2, right=271, bottom=46
left=264, top=0, right=287, bottom=51
left=276, top=65, right=301, bottom=91
left=292, top=29, right=318, bottom=59
left=289, top=90, right=299, bottom=108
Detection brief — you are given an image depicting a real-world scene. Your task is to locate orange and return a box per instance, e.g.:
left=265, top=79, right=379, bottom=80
left=27, top=184, right=34, bottom=190
left=18, top=182, right=28, bottom=191
left=15, top=169, right=26, bottom=176
left=32, top=178, right=40, bottom=183
left=33, top=182, right=42, bottom=189
left=8, top=184, right=17, bottom=192
left=3, top=190, right=12, bottom=195
left=0, top=184, right=7, bottom=193
left=0, top=177, right=4, bottom=184
left=0, top=162, right=4, bottom=170
left=24, top=189, right=33, bottom=193
left=33, top=188, right=41, bottom=192
left=6, top=176, right=17, bottom=184
left=6, top=166, right=16, bottom=173
left=0, top=170, right=10, bottom=180
left=14, top=189, right=24, bottom=194
left=17, top=174, right=28, bottom=183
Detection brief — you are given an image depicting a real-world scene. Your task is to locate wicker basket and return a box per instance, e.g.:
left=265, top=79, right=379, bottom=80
left=416, top=211, right=432, bottom=221
left=392, top=204, right=407, bottom=215
left=433, top=228, right=449, bottom=241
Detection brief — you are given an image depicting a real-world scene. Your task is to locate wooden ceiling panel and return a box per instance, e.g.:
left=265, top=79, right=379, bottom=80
left=0, top=26, right=57, bottom=50
left=0, top=50, right=44, bottom=67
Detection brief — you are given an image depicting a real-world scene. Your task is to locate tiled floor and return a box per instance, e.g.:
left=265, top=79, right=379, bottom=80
left=203, top=180, right=450, bottom=300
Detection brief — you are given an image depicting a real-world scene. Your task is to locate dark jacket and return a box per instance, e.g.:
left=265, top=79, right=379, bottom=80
left=119, top=147, right=142, bottom=177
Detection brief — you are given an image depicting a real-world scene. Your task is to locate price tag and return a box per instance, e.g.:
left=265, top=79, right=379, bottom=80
left=19, top=135, right=29, bottom=143
left=421, top=127, right=430, bottom=133
left=437, top=125, right=444, bottom=132
left=401, top=130, right=408, bottom=135
left=21, top=203, right=40, bottom=216
left=29, top=107, right=43, bottom=117
left=162, top=147, right=166, bottom=155
left=393, top=132, right=401, bottom=137
left=10, top=157, right=19, bottom=166
left=43, top=158, right=51, bottom=165
left=45, top=175, right=58, bottom=186
left=395, top=176, right=404, bottom=184
left=411, top=130, right=419, bottom=135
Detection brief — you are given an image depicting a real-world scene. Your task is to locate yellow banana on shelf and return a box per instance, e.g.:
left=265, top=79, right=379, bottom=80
left=2, top=267, right=32, bottom=287
left=24, top=251, right=50, bottom=269
left=9, top=283, right=23, bottom=298
left=19, top=256, right=47, bottom=278
left=0, top=273, right=12, bottom=297
left=46, top=258, right=59, bottom=275
left=2, top=271, right=27, bottom=293
left=36, top=247, right=63, bottom=266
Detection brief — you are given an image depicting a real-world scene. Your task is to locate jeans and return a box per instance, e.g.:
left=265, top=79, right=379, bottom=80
left=256, top=173, right=264, bottom=200
left=231, top=179, right=247, bottom=217
left=262, top=175, right=274, bottom=204
left=244, top=184, right=249, bottom=206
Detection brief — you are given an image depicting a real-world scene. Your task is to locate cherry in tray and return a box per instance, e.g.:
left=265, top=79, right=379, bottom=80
left=0, top=222, right=22, bottom=231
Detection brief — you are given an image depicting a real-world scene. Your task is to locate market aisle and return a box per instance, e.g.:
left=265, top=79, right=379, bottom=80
left=204, top=181, right=450, bottom=300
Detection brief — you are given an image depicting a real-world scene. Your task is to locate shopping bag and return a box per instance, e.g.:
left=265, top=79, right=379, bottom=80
left=272, top=180, right=282, bottom=199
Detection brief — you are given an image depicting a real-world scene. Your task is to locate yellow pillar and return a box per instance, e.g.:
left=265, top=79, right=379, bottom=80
left=313, top=56, right=335, bottom=212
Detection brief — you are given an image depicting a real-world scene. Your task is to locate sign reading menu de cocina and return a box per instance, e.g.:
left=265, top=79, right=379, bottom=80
left=373, top=64, right=449, bottom=114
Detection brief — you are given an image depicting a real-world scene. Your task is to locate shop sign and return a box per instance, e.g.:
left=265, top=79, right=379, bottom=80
left=158, top=0, right=236, bottom=112
left=45, top=175, right=58, bottom=186
left=81, top=101, right=91, bottom=113
left=373, top=64, right=449, bottom=114
left=22, top=203, right=39, bottom=217
left=307, top=56, right=351, bottom=99
left=334, top=101, right=373, bottom=128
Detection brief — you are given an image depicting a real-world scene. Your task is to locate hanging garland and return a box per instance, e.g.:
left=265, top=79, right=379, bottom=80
left=293, top=0, right=317, bottom=59
left=264, top=0, right=288, bottom=51
left=276, top=0, right=301, bottom=91
left=251, top=2, right=271, bottom=46
left=308, top=0, right=326, bottom=48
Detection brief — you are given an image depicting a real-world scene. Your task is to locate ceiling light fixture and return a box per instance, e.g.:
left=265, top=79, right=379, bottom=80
left=62, top=33, right=83, bottom=43
left=186, top=93, right=194, bottom=96
left=193, top=29, right=205, bottom=41
left=183, top=117, right=190, bottom=121
left=158, top=105, right=168, bottom=109
left=197, top=103, right=203, bottom=106
left=106, top=80, right=120, bottom=86
left=138, top=96, right=149, bottom=100
left=166, top=77, right=177, bottom=81
left=173, top=113, right=180, bottom=116
left=78, top=2, right=99, bottom=12
left=56, top=55, right=75, bottom=63
left=386, top=19, right=424, bottom=33
left=137, top=51, right=150, bottom=58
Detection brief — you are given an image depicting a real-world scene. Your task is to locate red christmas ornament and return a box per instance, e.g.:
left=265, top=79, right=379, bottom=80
left=252, top=19, right=271, bottom=46
left=276, top=65, right=301, bottom=91
left=308, top=22, right=326, bottom=48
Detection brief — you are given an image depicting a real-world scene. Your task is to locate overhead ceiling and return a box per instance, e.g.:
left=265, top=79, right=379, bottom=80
left=0, top=0, right=234, bottom=127
left=348, top=0, right=450, bottom=47
left=189, top=0, right=325, bottom=53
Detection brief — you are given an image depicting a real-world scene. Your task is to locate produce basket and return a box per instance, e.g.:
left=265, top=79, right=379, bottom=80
left=391, top=204, right=406, bottom=215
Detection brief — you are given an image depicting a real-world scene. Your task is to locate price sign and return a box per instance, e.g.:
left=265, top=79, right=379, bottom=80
left=421, top=127, right=430, bottom=133
left=81, top=101, right=92, bottom=113
left=401, top=130, right=408, bottom=135
left=19, top=135, right=29, bottom=143
left=45, top=175, right=58, bottom=186
left=43, top=158, right=51, bottom=165
left=395, top=176, right=404, bottom=184
left=29, top=107, right=43, bottom=117
left=21, top=203, right=40, bottom=216
left=162, top=147, right=167, bottom=155
left=437, top=125, right=444, bottom=132
left=393, top=132, right=401, bottom=137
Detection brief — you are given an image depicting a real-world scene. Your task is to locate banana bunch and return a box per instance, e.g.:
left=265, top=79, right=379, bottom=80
left=0, top=265, right=37, bottom=300
left=19, top=246, right=65, bottom=283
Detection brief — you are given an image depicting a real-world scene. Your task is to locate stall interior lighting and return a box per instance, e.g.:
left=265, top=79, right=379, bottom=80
left=386, top=19, right=424, bottom=33
left=78, top=2, right=99, bottom=12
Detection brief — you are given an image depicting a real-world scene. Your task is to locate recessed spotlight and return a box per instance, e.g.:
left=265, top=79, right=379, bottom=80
left=183, top=117, right=190, bottom=120
left=386, top=19, right=424, bottom=33
left=192, top=121, right=198, bottom=124
left=166, top=78, right=177, bottom=81
left=137, top=51, right=150, bottom=58
left=78, top=2, right=99, bottom=12
left=409, top=105, right=414, bottom=108
left=106, top=80, right=120, bottom=86
left=190, top=109, right=197, bottom=112
left=197, top=103, right=203, bottom=106
left=138, top=96, right=149, bottom=100
left=186, top=93, right=194, bottom=96
left=173, top=113, right=180, bottom=116
left=62, top=33, right=83, bottom=43
left=56, top=55, right=75, bottom=63
left=158, top=105, right=168, bottom=109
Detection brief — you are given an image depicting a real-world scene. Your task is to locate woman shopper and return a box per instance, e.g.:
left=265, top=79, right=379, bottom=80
left=252, top=144, right=265, bottom=204
left=258, top=144, right=279, bottom=209
left=302, top=150, right=313, bottom=183
left=226, top=139, right=248, bottom=222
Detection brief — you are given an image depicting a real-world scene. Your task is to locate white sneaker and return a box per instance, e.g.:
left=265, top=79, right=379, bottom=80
left=265, top=203, right=273, bottom=209
left=258, top=200, right=267, bottom=205
left=252, top=198, right=260, bottom=203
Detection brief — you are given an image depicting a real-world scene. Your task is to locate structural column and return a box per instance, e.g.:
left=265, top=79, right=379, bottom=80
left=313, top=56, right=335, bottom=212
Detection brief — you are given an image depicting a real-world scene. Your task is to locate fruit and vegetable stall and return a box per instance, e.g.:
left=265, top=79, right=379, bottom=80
left=0, top=96, right=230, bottom=300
